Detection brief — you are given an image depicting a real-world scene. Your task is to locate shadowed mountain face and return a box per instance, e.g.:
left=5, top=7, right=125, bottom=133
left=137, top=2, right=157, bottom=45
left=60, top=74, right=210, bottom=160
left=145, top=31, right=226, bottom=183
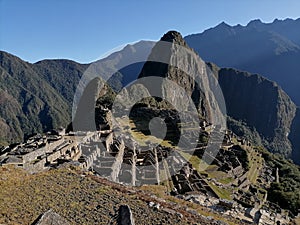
left=290, top=108, right=300, bottom=164
left=185, top=18, right=300, bottom=105
left=32, top=59, right=88, bottom=107
left=207, top=63, right=297, bottom=158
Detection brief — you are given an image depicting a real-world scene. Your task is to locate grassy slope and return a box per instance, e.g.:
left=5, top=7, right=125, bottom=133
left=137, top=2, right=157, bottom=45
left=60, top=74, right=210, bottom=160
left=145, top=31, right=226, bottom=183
left=0, top=165, right=244, bottom=225
left=0, top=166, right=182, bottom=225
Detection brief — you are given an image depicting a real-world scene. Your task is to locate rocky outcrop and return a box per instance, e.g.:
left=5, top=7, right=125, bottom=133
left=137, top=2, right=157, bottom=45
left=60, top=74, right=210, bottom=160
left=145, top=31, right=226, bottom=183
left=135, top=31, right=298, bottom=159
left=137, top=31, right=225, bottom=125
left=117, top=205, right=135, bottom=225
left=32, top=209, right=70, bottom=225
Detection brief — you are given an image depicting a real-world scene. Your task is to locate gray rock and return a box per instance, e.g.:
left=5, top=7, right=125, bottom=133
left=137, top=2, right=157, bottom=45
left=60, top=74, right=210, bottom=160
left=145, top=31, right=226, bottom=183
left=118, top=205, right=135, bottom=225
left=32, top=209, right=69, bottom=225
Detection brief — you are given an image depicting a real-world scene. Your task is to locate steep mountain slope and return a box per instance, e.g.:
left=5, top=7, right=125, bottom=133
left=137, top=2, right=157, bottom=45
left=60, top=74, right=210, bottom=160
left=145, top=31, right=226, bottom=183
left=290, top=108, right=300, bottom=164
left=136, top=32, right=299, bottom=162
left=185, top=18, right=300, bottom=105
left=246, top=18, right=300, bottom=45
left=104, top=40, right=155, bottom=91
left=0, top=51, right=71, bottom=144
left=137, top=31, right=224, bottom=123
left=32, top=59, right=88, bottom=107
left=208, top=63, right=297, bottom=157
left=80, top=31, right=299, bottom=163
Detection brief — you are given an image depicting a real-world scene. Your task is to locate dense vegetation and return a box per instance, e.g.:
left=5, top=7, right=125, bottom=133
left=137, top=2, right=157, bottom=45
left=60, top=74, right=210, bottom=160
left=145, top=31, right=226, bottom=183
left=257, top=147, right=300, bottom=215
left=0, top=51, right=74, bottom=144
left=227, top=117, right=263, bottom=147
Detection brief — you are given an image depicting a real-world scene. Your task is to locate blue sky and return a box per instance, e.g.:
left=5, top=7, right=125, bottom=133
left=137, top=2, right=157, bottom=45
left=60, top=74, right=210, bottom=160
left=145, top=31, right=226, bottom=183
left=1, top=0, right=300, bottom=63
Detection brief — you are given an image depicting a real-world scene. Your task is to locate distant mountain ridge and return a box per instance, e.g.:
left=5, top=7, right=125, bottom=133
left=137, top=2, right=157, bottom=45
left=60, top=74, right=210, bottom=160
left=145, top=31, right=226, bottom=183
left=185, top=18, right=300, bottom=105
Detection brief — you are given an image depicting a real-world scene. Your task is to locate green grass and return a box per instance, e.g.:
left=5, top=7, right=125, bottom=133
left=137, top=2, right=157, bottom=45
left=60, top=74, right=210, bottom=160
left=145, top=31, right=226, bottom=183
left=178, top=151, right=210, bottom=173
left=205, top=165, right=219, bottom=171
left=139, top=185, right=168, bottom=198
left=218, top=177, right=234, bottom=185
left=0, top=166, right=182, bottom=224
left=206, top=170, right=228, bottom=179
left=115, top=117, right=175, bottom=148
left=207, top=182, right=232, bottom=200
left=246, top=147, right=263, bottom=184
left=0, top=140, right=8, bottom=147
left=178, top=151, right=233, bottom=199
left=178, top=151, right=233, bottom=185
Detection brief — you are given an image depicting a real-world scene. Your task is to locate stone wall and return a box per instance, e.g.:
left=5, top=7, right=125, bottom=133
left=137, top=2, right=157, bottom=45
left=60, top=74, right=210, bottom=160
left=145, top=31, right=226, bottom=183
left=22, top=139, right=65, bottom=163
left=110, top=140, right=125, bottom=182
left=23, top=158, right=47, bottom=174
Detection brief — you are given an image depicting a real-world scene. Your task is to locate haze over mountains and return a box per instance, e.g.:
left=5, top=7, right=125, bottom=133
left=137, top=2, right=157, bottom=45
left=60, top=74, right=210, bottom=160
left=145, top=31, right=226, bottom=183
left=185, top=18, right=300, bottom=105
left=0, top=18, right=299, bottom=165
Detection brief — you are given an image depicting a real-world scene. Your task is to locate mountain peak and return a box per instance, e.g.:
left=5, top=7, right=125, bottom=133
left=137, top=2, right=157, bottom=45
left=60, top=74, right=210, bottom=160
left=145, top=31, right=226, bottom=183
left=220, top=21, right=230, bottom=26
left=160, top=30, right=187, bottom=46
left=215, top=21, right=231, bottom=29
left=247, top=19, right=263, bottom=27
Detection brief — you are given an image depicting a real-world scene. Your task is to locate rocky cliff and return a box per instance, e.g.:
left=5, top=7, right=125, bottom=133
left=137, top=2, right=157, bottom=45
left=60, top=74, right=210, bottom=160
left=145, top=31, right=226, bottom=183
left=137, top=31, right=225, bottom=124
left=209, top=63, right=297, bottom=157
left=290, top=108, right=300, bottom=164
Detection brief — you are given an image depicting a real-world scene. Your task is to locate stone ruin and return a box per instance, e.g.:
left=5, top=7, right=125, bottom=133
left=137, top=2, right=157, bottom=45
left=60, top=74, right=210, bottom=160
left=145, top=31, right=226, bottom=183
left=0, top=119, right=292, bottom=225
left=0, top=131, right=98, bottom=173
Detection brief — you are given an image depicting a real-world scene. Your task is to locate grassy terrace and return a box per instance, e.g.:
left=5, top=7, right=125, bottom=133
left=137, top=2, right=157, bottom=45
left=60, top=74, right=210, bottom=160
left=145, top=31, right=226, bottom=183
left=115, top=117, right=175, bottom=148
left=178, top=151, right=207, bottom=173
left=0, top=165, right=186, bottom=225
left=178, top=151, right=233, bottom=200
left=245, top=147, right=263, bottom=184
left=230, top=137, right=264, bottom=184
left=206, top=182, right=232, bottom=200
